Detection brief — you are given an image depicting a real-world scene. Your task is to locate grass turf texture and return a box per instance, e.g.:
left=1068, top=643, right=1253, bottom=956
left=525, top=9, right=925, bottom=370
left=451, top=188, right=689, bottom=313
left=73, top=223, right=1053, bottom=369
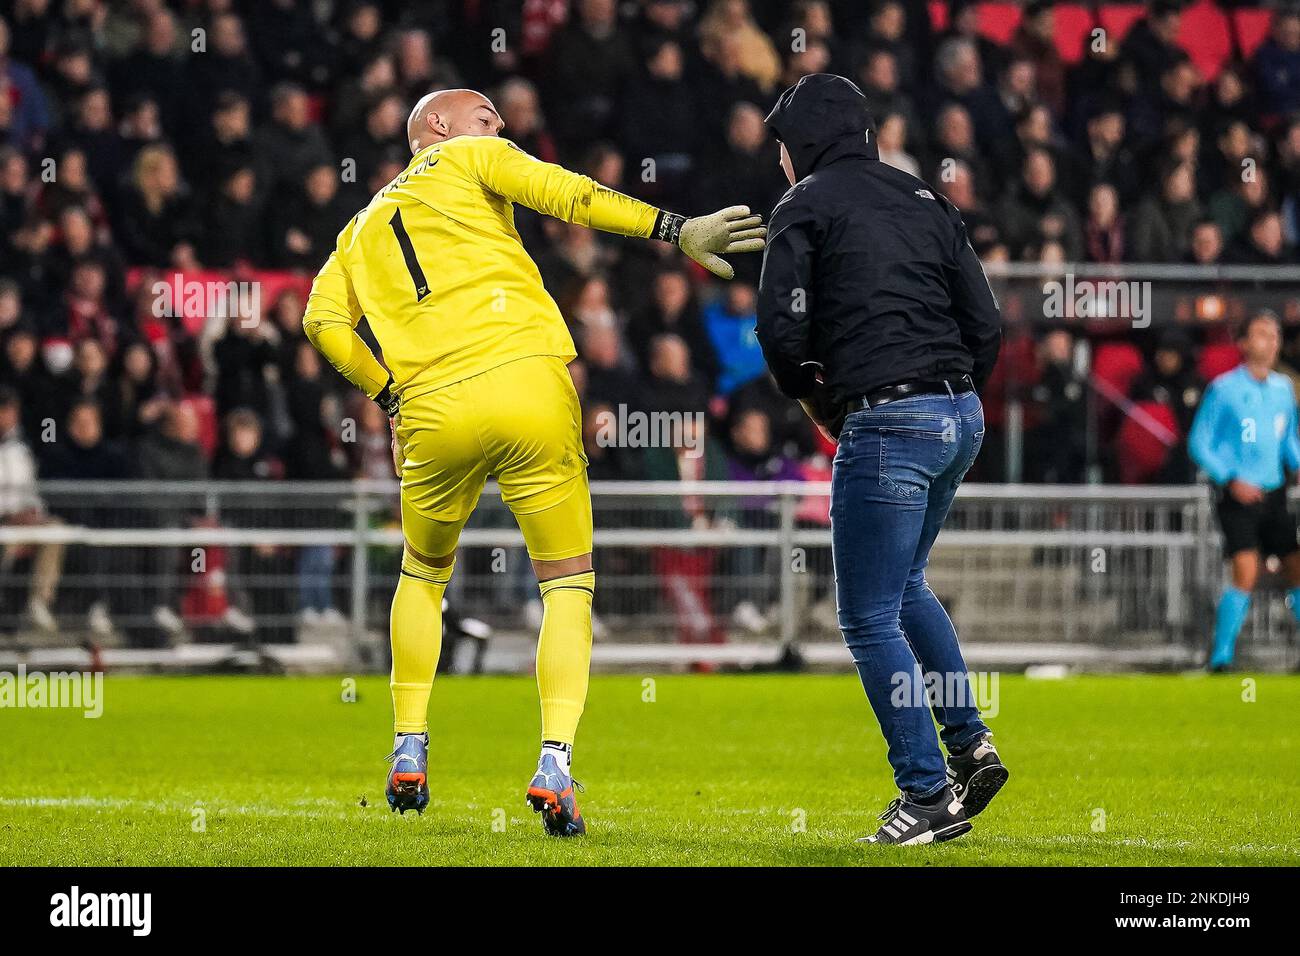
left=1, top=673, right=1297, bottom=866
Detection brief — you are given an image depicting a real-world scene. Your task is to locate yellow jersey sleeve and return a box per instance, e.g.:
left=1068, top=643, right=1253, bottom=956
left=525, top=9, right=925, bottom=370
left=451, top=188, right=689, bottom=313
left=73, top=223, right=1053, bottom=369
left=459, top=137, right=659, bottom=239
left=303, top=248, right=391, bottom=399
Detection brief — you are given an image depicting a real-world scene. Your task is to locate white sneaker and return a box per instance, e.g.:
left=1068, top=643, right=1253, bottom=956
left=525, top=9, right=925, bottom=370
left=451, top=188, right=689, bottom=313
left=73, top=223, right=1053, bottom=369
left=223, top=606, right=256, bottom=635
left=152, top=605, right=185, bottom=637
left=731, top=600, right=769, bottom=635
left=87, top=602, right=113, bottom=637
left=28, top=599, right=56, bottom=633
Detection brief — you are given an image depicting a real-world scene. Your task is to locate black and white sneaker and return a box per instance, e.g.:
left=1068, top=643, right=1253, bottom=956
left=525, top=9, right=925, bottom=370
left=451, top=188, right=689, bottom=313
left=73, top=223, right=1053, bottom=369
left=947, top=733, right=1009, bottom=818
left=857, top=786, right=971, bottom=845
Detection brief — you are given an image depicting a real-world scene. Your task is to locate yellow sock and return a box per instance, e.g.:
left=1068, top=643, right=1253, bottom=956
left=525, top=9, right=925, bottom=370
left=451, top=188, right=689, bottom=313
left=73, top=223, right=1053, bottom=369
left=536, top=570, right=595, bottom=746
left=390, top=553, right=453, bottom=734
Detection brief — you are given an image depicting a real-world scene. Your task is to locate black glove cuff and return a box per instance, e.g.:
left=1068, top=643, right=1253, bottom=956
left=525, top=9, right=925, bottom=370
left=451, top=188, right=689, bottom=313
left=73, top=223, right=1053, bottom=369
left=654, top=210, right=687, bottom=245
left=374, top=377, right=400, bottom=418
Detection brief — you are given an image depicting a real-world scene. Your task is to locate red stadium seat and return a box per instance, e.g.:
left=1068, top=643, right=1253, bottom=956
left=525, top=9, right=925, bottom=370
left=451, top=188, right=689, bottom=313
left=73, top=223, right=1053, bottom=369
left=1232, top=8, right=1274, bottom=60
left=1199, top=342, right=1242, bottom=382
left=926, top=2, right=1234, bottom=79
left=1091, top=341, right=1144, bottom=397
left=1178, top=1, right=1233, bottom=81
left=1116, top=401, right=1179, bottom=484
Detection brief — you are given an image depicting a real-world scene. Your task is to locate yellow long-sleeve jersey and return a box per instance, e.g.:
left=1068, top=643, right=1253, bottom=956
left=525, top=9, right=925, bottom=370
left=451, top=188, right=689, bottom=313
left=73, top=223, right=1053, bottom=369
left=303, top=135, right=663, bottom=403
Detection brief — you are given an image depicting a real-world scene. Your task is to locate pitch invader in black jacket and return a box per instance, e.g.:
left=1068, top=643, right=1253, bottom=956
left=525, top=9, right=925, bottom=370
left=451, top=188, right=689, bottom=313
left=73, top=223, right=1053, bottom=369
left=756, top=74, right=1007, bottom=846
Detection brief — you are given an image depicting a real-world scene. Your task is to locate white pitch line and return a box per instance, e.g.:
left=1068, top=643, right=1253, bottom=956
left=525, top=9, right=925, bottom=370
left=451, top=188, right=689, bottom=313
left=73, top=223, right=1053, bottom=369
left=2, top=797, right=1295, bottom=858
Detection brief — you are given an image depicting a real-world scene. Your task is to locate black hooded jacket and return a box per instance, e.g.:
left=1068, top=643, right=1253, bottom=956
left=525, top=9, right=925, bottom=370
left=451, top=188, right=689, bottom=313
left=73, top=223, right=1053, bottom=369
left=756, top=74, right=1002, bottom=405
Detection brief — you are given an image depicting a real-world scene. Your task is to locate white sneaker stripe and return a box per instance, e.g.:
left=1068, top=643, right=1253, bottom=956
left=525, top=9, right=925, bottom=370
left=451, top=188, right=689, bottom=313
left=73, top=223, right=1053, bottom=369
left=897, top=810, right=918, bottom=826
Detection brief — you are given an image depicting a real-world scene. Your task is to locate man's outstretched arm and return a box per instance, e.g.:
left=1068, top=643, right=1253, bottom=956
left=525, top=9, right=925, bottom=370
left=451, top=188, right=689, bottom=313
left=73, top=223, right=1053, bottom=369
left=463, top=138, right=765, bottom=279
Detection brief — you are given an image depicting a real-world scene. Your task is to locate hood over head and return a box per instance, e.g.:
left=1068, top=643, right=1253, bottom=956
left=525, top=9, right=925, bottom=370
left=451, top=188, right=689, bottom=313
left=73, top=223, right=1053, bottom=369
left=764, top=73, right=878, bottom=180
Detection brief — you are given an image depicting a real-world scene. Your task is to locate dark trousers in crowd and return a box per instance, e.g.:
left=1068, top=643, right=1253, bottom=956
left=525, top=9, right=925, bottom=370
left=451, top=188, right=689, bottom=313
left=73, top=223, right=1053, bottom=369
left=831, top=389, right=991, bottom=798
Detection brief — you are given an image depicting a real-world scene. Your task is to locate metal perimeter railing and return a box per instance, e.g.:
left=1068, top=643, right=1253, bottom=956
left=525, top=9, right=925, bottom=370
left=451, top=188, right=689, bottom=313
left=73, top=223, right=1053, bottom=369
left=1, top=480, right=1296, bottom=670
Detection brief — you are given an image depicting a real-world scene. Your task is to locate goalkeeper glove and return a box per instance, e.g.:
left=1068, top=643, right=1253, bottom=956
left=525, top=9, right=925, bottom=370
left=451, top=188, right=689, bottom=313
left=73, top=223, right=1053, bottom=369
left=655, top=206, right=766, bottom=280
left=373, top=376, right=401, bottom=418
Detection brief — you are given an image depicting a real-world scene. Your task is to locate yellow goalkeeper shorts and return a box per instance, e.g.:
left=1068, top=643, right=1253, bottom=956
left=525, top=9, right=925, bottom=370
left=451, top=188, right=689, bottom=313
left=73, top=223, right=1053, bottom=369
left=394, top=355, right=593, bottom=562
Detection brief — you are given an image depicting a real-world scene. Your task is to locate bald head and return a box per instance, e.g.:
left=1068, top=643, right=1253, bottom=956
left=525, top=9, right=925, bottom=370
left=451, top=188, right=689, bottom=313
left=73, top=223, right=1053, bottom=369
left=406, top=88, right=503, bottom=153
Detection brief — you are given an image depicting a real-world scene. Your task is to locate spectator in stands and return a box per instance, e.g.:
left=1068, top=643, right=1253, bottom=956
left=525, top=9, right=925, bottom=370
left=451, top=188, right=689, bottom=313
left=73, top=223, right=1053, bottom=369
left=494, top=77, right=557, bottom=164
left=877, top=110, right=920, bottom=177
left=1128, top=160, right=1201, bottom=262
left=937, top=158, right=1000, bottom=252
left=193, top=91, right=255, bottom=201
left=857, top=49, right=909, bottom=134
left=1209, top=165, right=1272, bottom=249
left=996, top=147, right=1083, bottom=260
left=1010, top=1, right=1064, bottom=116
left=340, top=90, right=407, bottom=190
left=255, top=83, right=333, bottom=199
left=863, top=0, right=916, bottom=90
left=42, top=398, right=126, bottom=637
left=133, top=400, right=208, bottom=643
left=1026, top=328, right=1087, bottom=483
left=49, top=205, right=126, bottom=310
left=116, top=143, right=197, bottom=268
left=643, top=412, right=729, bottom=647
left=211, top=408, right=283, bottom=640
left=579, top=313, right=642, bottom=409
left=1084, top=182, right=1125, bottom=263
left=1, top=326, right=53, bottom=443
left=698, top=0, right=781, bottom=96
left=695, top=101, right=787, bottom=227
left=931, top=34, right=1013, bottom=165
left=61, top=86, right=124, bottom=202
left=641, top=334, right=710, bottom=417
left=109, top=8, right=183, bottom=134
left=0, top=385, right=63, bottom=633
left=1228, top=208, right=1292, bottom=264
left=1253, top=8, right=1300, bottom=119
left=212, top=312, right=280, bottom=417
left=1080, top=101, right=1140, bottom=206
left=201, top=165, right=263, bottom=268
left=183, top=11, right=262, bottom=131
left=1188, top=218, right=1225, bottom=265
left=1131, top=327, right=1203, bottom=483
left=702, top=281, right=765, bottom=396
left=723, top=406, right=802, bottom=633
left=283, top=342, right=346, bottom=626
left=0, top=15, right=50, bottom=152
left=619, top=38, right=695, bottom=207
left=546, top=0, right=637, bottom=148
left=627, top=266, right=718, bottom=387
left=393, top=27, right=461, bottom=104
left=1120, top=0, right=1186, bottom=94
left=268, top=163, right=349, bottom=270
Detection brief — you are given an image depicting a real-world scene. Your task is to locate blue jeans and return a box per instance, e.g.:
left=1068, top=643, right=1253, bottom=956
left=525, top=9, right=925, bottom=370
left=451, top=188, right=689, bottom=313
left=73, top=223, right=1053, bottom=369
left=831, top=388, right=990, bottom=798
left=298, top=545, right=335, bottom=612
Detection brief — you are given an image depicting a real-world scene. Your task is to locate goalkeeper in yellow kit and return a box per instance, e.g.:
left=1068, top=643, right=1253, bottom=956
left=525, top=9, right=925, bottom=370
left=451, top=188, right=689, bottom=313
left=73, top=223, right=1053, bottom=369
left=303, top=88, right=765, bottom=834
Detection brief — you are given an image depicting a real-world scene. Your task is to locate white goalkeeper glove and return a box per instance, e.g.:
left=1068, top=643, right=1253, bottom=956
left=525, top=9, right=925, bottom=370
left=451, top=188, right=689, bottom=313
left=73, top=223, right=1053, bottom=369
left=654, top=205, right=766, bottom=280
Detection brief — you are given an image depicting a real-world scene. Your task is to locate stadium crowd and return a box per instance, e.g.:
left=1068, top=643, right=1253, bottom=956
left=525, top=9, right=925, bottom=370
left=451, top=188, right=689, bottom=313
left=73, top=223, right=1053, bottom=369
left=4, top=0, right=1300, bottom=639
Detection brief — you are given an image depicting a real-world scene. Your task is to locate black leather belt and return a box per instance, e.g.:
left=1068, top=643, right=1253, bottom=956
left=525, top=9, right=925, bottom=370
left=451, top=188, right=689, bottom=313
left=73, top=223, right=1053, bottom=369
left=852, top=375, right=974, bottom=411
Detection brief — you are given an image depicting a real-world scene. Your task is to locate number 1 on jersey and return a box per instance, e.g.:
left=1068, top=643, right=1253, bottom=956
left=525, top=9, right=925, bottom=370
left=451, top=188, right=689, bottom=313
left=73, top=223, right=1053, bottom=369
left=389, top=208, right=430, bottom=301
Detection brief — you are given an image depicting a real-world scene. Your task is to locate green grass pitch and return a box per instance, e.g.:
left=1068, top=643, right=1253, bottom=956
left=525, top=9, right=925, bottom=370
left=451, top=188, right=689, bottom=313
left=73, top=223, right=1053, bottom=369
left=1, top=673, right=1297, bottom=866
